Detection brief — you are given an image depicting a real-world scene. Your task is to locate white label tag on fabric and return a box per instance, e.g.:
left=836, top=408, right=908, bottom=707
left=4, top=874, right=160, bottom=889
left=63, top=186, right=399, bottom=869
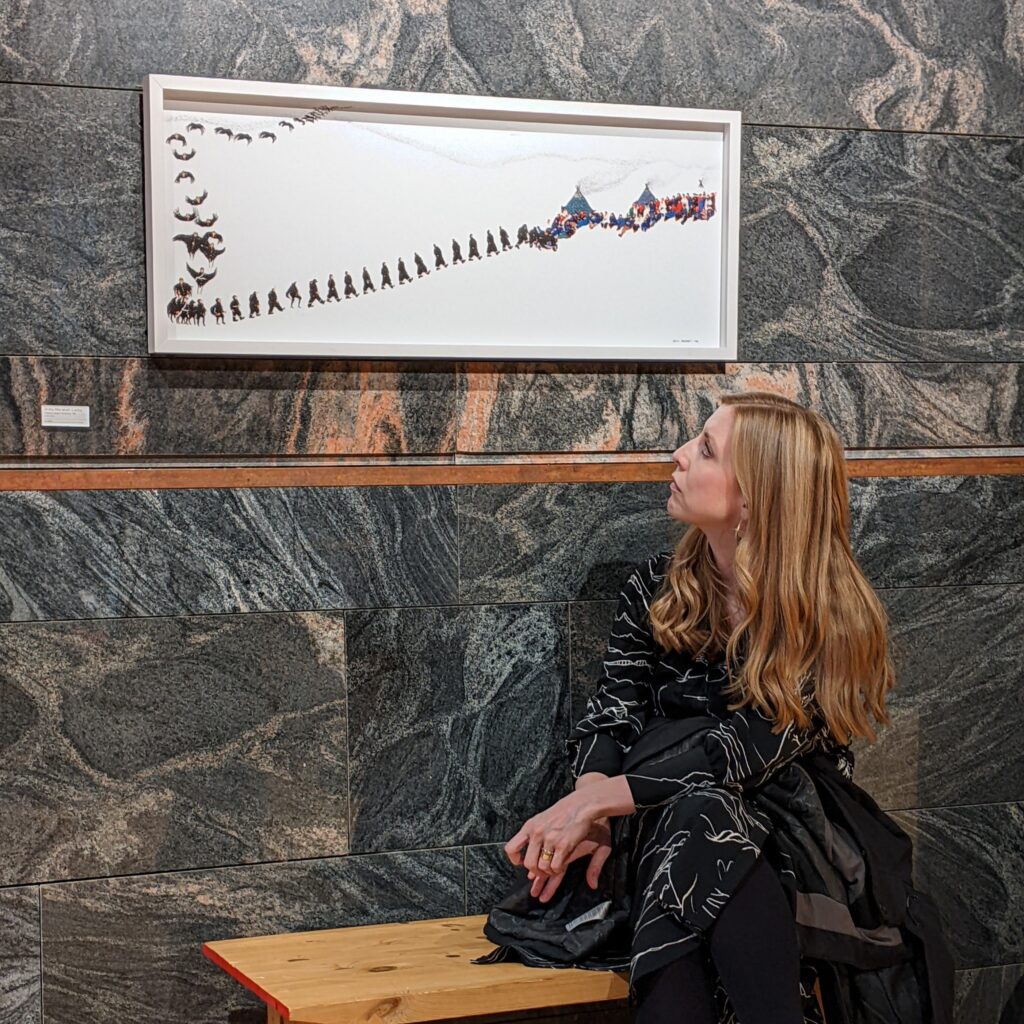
left=565, top=900, right=613, bottom=932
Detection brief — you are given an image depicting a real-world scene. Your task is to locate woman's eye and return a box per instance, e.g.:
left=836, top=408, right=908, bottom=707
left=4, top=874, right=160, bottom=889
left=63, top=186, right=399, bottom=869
left=702, top=443, right=711, bottom=457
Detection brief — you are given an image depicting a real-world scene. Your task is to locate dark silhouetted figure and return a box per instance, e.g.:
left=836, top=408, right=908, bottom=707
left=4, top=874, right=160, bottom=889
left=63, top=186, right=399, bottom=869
left=308, top=278, right=325, bottom=305
left=451, top=238, right=464, bottom=264
left=433, top=243, right=447, bottom=269
left=500, top=226, right=512, bottom=251
left=211, top=297, right=225, bottom=324
left=174, top=276, right=192, bottom=299
left=414, top=253, right=429, bottom=277
left=380, top=262, right=394, bottom=288
left=516, top=224, right=529, bottom=247
left=194, top=298, right=206, bottom=325
left=468, top=234, right=481, bottom=260
left=286, top=281, right=301, bottom=307
left=326, top=274, right=340, bottom=302
left=248, top=291, right=260, bottom=317
left=344, top=272, right=358, bottom=298
left=268, top=288, right=284, bottom=314
left=486, top=230, right=498, bottom=256
left=362, top=267, right=376, bottom=294
left=397, top=258, right=412, bottom=285
left=230, top=295, right=242, bottom=321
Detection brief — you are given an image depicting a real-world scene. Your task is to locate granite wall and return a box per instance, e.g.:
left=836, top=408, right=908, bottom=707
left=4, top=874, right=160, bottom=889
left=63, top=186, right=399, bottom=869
left=0, top=3, right=1022, bottom=1023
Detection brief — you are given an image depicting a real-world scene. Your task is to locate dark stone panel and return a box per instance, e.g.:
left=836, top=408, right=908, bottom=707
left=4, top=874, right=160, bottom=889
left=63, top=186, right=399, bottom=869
left=466, top=842, right=517, bottom=916
left=448, top=0, right=1024, bottom=136
left=39, top=848, right=463, bottom=1024
left=458, top=483, right=682, bottom=604
left=0, top=611, right=347, bottom=886
left=0, top=485, right=457, bottom=621
left=455, top=363, right=1024, bottom=454
left=347, top=603, right=571, bottom=852
left=0, top=85, right=145, bottom=357
left=741, top=128, right=1024, bottom=362
left=0, top=886, right=41, bottom=1024
left=459, top=475, right=1024, bottom=606
left=0, top=490, right=133, bottom=620
left=854, top=584, right=1024, bottom=810
left=848, top=475, right=1024, bottom=588
left=0, top=356, right=457, bottom=455
left=0, top=1, right=450, bottom=92
left=954, top=962, right=1024, bottom=1024
left=892, top=803, right=1024, bottom=970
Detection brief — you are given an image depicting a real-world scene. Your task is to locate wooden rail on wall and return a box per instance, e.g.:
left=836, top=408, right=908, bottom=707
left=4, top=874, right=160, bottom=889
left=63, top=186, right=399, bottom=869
left=0, top=454, right=1022, bottom=490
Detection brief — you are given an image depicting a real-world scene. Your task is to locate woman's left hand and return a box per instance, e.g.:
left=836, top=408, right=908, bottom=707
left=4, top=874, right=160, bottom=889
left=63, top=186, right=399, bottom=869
left=504, top=789, right=600, bottom=880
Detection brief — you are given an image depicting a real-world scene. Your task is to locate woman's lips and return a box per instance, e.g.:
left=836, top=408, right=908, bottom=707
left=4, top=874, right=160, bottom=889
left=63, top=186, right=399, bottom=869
left=670, top=480, right=680, bottom=492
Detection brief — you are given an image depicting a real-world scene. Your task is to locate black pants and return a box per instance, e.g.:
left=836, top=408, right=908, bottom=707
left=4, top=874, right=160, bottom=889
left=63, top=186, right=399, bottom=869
left=634, top=855, right=803, bottom=1024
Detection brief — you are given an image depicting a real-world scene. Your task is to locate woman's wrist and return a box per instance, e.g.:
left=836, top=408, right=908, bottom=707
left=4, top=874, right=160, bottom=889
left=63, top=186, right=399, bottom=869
left=574, top=775, right=636, bottom=819
left=574, top=771, right=609, bottom=791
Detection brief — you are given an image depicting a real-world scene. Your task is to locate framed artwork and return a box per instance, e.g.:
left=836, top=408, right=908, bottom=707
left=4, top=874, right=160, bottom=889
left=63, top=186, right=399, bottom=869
left=143, top=74, right=741, bottom=361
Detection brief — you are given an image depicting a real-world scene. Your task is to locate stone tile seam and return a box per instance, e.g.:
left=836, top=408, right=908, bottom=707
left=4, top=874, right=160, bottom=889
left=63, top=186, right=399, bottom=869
left=0, top=578, right=1021, bottom=631
left=4, top=798, right=1020, bottom=892
left=0, top=76, right=1021, bottom=143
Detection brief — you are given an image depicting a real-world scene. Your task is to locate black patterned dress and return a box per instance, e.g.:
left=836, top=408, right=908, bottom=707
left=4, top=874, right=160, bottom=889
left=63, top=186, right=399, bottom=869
left=564, top=550, right=855, bottom=1008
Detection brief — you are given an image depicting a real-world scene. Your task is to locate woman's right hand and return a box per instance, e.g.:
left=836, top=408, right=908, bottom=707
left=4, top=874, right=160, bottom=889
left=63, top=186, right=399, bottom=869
left=526, top=816, right=613, bottom=902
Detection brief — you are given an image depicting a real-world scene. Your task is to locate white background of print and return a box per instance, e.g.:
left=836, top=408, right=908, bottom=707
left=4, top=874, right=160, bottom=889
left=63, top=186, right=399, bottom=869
left=160, top=109, right=724, bottom=349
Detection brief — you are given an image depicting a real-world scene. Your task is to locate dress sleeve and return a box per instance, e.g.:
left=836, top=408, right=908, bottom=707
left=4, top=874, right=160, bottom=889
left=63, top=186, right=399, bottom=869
left=623, top=698, right=825, bottom=809
left=564, top=553, right=668, bottom=781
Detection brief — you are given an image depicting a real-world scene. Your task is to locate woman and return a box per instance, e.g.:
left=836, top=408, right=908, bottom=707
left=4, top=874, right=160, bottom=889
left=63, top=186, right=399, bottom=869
left=479, top=391, right=950, bottom=1023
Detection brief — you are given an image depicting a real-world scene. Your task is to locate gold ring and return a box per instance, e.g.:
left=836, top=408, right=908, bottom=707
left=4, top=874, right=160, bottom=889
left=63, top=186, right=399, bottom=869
left=540, top=847, right=555, bottom=861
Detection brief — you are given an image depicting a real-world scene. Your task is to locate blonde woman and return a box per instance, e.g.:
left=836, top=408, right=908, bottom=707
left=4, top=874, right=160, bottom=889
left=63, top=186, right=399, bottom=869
left=490, top=391, right=947, bottom=1023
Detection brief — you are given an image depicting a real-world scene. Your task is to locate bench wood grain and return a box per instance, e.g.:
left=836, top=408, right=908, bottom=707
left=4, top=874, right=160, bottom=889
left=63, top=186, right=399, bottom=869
left=202, top=912, right=629, bottom=1024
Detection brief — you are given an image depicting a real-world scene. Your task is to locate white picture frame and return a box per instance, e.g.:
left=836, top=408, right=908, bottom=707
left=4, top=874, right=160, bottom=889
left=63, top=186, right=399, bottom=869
left=143, top=73, right=741, bottom=362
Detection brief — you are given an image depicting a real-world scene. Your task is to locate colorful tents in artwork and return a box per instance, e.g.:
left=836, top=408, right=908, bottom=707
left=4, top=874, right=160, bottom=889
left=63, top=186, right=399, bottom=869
left=563, top=186, right=594, bottom=216
left=634, top=183, right=658, bottom=207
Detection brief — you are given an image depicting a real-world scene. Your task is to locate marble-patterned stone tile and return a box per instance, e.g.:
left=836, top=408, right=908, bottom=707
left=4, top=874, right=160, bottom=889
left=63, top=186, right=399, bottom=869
left=466, top=842, right=518, bottom=916
left=455, top=362, right=1024, bottom=454
left=847, top=475, right=1024, bottom=588
left=114, top=485, right=458, bottom=617
left=0, top=490, right=133, bottom=620
left=0, top=356, right=457, bottom=455
left=459, top=475, right=1024, bottom=606
left=347, top=603, right=571, bottom=852
left=0, top=484, right=457, bottom=621
left=954, top=962, right=1024, bottom=1024
left=0, top=611, right=347, bottom=886
left=0, top=85, right=145, bottom=357
left=0, top=886, right=41, bottom=1024
left=448, top=0, right=1024, bottom=136
left=4, top=359, right=1023, bottom=457
left=891, top=803, right=1024, bottom=970
left=741, top=128, right=1024, bottom=362
left=0, top=0, right=451, bottom=92
left=458, top=482, right=683, bottom=604
left=853, top=585, right=1024, bottom=811
left=39, top=848, right=463, bottom=1024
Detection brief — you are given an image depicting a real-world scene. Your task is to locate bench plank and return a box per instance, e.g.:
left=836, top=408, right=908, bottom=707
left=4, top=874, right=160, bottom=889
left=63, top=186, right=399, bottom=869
left=203, top=913, right=629, bottom=1024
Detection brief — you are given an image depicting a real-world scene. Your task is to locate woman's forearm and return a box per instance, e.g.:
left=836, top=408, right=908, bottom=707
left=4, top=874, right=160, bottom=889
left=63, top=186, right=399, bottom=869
left=574, top=774, right=636, bottom=818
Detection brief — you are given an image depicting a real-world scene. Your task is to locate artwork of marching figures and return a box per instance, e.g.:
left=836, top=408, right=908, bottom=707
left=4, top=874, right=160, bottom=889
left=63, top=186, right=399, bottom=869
left=143, top=76, right=741, bottom=361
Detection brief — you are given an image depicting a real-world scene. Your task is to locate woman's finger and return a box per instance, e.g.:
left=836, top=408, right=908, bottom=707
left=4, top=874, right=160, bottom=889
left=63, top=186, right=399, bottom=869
left=504, top=823, right=533, bottom=865
left=587, top=844, right=612, bottom=887
left=538, top=870, right=565, bottom=903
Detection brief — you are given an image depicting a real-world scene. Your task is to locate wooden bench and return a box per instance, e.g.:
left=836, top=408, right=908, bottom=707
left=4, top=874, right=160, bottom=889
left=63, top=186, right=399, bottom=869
left=202, top=912, right=630, bottom=1024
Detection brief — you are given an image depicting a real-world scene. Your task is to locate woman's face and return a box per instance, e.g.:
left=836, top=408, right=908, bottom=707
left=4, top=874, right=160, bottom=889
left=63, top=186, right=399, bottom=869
left=667, top=405, right=745, bottom=534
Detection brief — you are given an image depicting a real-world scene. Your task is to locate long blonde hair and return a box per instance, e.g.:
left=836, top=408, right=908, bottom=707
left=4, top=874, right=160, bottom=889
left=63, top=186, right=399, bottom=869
left=649, top=390, right=894, bottom=746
